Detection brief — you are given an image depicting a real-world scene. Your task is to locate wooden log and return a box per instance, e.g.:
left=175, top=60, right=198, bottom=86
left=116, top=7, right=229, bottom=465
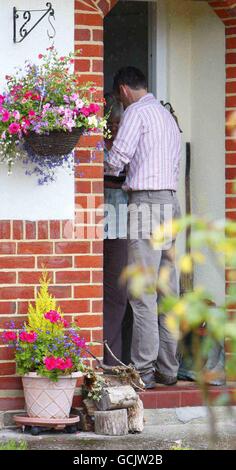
left=96, top=385, right=138, bottom=411
left=128, top=397, right=144, bottom=433
left=83, top=398, right=97, bottom=417
left=95, top=409, right=128, bottom=436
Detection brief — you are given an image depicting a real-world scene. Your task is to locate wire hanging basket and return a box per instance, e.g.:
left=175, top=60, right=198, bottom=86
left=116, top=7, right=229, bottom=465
left=24, top=127, right=84, bottom=156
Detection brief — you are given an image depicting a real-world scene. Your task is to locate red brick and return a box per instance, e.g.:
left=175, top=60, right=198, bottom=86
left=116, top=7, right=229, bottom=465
left=75, top=314, right=103, bottom=328
left=75, top=165, right=103, bottom=179
left=48, top=286, right=72, bottom=298
left=0, top=272, right=16, bottom=284
left=93, top=29, right=103, bottom=42
left=92, top=299, right=103, bottom=312
left=74, top=59, right=91, bottom=72
left=75, top=0, right=97, bottom=12
left=227, top=66, right=236, bottom=79
left=18, top=242, right=53, bottom=254
left=75, top=29, right=91, bottom=41
left=49, top=221, right=61, bottom=239
left=18, top=271, right=53, bottom=284
left=13, top=221, right=23, bottom=240
left=92, top=181, right=104, bottom=193
left=17, top=301, right=32, bottom=315
left=89, top=344, right=103, bottom=356
left=92, top=329, right=103, bottom=342
left=0, top=221, right=10, bottom=239
left=98, top=0, right=110, bottom=16
left=227, top=37, right=236, bottom=50
left=226, top=197, right=236, bottom=208
left=74, top=285, right=103, bottom=299
left=56, top=271, right=90, bottom=284
left=0, top=397, right=25, bottom=411
left=0, top=256, right=35, bottom=269
left=0, top=363, right=16, bottom=375
left=0, top=287, right=34, bottom=300
left=75, top=13, right=103, bottom=27
left=226, top=95, right=236, bottom=108
left=0, top=302, right=16, bottom=315
left=92, top=271, right=103, bottom=283
left=226, top=166, right=236, bottom=178
left=180, top=390, right=203, bottom=407
left=25, top=221, right=36, bottom=239
left=62, top=220, right=74, bottom=239
left=226, top=81, right=236, bottom=94
left=37, top=256, right=72, bottom=269
left=224, top=19, right=236, bottom=27
left=215, top=8, right=232, bottom=20
left=59, top=300, right=90, bottom=314
left=56, top=241, right=90, bottom=254
left=226, top=211, right=236, bottom=220
left=92, top=60, right=103, bottom=73
left=226, top=181, right=236, bottom=193
left=80, top=44, right=103, bottom=58
left=75, top=255, right=103, bottom=268
left=75, top=181, right=91, bottom=194
left=78, top=74, right=103, bottom=87
left=0, top=347, right=15, bottom=360
left=226, top=27, right=236, bottom=35
left=78, top=134, right=103, bottom=148
left=0, top=242, right=16, bottom=254
left=38, top=221, right=48, bottom=239
left=92, top=240, right=103, bottom=254
left=226, top=153, right=236, bottom=164
left=0, top=377, right=22, bottom=390
left=72, top=396, right=83, bottom=408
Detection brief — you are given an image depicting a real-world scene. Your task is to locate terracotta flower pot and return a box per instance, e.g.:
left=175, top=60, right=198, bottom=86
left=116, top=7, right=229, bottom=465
left=22, top=372, right=83, bottom=419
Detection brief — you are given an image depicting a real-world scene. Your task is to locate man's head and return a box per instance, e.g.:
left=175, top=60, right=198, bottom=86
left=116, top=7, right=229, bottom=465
left=113, top=66, right=148, bottom=108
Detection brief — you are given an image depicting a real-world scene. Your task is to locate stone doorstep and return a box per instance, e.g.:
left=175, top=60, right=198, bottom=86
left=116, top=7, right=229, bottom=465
left=2, top=405, right=236, bottom=429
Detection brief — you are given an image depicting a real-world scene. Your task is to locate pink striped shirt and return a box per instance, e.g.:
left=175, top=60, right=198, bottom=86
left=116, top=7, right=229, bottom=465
left=106, top=93, right=181, bottom=191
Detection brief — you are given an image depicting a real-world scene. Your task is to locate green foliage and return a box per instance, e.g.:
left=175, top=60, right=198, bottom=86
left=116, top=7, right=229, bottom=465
left=27, top=271, right=62, bottom=335
left=0, top=440, right=27, bottom=450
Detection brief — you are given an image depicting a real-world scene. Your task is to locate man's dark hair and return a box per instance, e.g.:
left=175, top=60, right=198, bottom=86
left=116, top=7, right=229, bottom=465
left=113, top=66, right=147, bottom=94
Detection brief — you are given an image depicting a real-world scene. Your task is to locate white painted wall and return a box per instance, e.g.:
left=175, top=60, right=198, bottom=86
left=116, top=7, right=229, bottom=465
left=0, top=0, right=75, bottom=220
left=158, top=0, right=225, bottom=303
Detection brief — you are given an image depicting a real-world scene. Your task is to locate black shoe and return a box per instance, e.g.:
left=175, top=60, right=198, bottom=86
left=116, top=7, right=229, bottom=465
left=155, top=370, right=177, bottom=386
left=140, top=371, right=157, bottom=389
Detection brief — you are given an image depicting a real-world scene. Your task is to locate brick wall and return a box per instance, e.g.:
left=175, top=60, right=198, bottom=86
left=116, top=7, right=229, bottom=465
left=0, top=0, right=118, bottom=412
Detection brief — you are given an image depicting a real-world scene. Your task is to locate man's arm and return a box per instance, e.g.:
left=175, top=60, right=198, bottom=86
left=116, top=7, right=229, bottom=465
left=105, top=107, right=141, bottom=176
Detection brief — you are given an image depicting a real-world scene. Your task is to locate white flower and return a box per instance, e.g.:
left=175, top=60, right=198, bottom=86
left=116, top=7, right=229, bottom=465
left=88, top=115, right=98, bottom=128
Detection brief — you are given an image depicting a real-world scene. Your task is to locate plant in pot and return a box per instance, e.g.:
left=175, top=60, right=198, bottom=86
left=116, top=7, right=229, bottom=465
left=0, top=47, right=107, bottom=184
left=3, top=273, right=86, bottom=419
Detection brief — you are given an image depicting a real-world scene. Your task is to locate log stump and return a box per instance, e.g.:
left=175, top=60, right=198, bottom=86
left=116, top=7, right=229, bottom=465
left=128, top=397, right=144, bottom=433
left=94, top=409, right=128, bottom=436
left=97, top=385, right=138, bottom=411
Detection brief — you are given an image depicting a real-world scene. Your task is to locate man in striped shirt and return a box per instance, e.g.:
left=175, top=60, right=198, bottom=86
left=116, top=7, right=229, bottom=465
left=105, top=67, right=181, bottom=389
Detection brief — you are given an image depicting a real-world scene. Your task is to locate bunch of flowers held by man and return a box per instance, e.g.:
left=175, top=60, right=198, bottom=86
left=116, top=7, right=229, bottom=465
left=0, top=47, right=107, bottom=180
left=2, top=273, right=87, bottom=381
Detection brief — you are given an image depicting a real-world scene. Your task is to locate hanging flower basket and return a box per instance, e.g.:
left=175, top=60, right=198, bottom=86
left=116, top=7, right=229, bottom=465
left=24, top=127, right=84, bottom=157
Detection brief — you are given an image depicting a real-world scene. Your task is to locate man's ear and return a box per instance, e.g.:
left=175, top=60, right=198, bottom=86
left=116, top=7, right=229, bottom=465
left=120, top=84, right=128, bottom=98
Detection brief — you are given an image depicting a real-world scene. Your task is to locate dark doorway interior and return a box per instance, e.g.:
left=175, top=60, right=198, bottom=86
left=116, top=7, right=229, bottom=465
left=104, top=1, right=149, bottom=94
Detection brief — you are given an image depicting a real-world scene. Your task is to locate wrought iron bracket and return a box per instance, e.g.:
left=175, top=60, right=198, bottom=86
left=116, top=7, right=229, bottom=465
left=13, top=2, right=56, bottom=44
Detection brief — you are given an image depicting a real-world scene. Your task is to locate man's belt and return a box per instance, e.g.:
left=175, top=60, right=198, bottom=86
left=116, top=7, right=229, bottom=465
left=104, top=174, right=126, bottom=184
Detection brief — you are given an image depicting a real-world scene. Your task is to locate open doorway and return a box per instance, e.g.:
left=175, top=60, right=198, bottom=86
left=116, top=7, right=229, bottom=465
left=103, top=0, right=157, bottom=364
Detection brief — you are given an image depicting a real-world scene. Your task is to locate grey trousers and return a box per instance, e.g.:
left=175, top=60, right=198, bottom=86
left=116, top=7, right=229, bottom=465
left=127, top=190, right=181, bottom=376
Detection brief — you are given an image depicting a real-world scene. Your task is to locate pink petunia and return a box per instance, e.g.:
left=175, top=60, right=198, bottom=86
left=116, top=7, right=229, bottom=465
left=8, top=122, right=21, bottom=134
left=88, top=103, right=100, bottom=114
left=44, top=310, right=61, bottom=324
left=38, top=54, right=44, bottom=59
left=0, top=95, right=5, bottom=104
left=19, top=331, right=37, bottom=343
left=3, top=331, right=17, bottom=342
left=28, top=110, right=36, bottom=117
left=44, top=356, right=58, bottom=371
left=1, top=110, right=11, bottom=122
left=80, top=107, right=90, bottom=117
